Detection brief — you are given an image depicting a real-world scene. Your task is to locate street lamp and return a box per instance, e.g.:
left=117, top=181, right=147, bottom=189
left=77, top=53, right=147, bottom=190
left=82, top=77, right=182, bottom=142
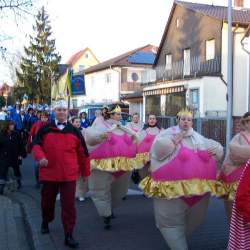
left=226, top=0, right=233, bottom=150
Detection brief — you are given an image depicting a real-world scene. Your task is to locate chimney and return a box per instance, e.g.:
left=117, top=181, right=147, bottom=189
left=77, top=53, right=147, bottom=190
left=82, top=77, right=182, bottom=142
left=234, top=0, right=244, bottom=8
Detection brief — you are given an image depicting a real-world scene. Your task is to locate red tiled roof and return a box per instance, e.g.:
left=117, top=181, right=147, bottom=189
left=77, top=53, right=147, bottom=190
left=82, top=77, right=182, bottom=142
left=84, top=44, right=158, bottom=74
left=176, top=1, right=250, bottom=23
left=66, top=48, right=99, bottom=66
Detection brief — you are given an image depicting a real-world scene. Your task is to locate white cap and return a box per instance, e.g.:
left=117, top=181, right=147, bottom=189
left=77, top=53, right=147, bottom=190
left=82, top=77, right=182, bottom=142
left=53, top=100, right=68, bottom=109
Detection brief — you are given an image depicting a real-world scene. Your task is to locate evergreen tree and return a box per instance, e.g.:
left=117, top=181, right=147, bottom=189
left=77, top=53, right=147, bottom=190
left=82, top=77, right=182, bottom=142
left=16, top=6, right=61, bottom=104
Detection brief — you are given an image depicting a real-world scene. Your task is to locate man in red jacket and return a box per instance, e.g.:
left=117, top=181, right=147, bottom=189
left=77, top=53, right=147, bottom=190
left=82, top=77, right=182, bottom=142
left=32, top=100, right=90, bottom=249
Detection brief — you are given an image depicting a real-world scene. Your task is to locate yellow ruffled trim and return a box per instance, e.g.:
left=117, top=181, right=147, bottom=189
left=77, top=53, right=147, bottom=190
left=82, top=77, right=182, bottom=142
left=222, top=182, right=238, bottom=201
left=139, top=176, right=226, bottom=199
left=91, top=155, right=145, bottom=172
left=134, top=152, right=150, bottom=167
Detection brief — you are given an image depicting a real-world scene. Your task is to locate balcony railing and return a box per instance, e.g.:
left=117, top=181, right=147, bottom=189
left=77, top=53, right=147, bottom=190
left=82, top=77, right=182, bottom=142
left=120, top=81, right=142, bottom=92
left=142, top=56, right=221, bottom=84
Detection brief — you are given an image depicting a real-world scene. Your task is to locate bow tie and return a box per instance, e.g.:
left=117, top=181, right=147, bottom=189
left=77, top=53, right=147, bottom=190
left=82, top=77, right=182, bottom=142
left=57, top=122, right=67, bottom=126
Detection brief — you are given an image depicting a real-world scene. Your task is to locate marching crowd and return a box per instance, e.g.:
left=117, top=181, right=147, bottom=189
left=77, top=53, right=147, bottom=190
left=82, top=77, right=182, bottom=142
left=1, top=100, right=250, bottom=249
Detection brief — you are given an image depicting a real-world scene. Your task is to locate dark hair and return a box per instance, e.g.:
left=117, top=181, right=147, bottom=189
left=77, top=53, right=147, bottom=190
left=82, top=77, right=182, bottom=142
left=1, top=120, right=15, bottom=133
left=71, top=117, right=80, bottom=123
left=80, top=112, right=87, bottom=118
left=143, top=114, right=161, bottom=130
left=41, top=111, right=49, bottom=117
left=243, top=112, right=250, bottom=119
left=241, top=111, right=250, bottom=125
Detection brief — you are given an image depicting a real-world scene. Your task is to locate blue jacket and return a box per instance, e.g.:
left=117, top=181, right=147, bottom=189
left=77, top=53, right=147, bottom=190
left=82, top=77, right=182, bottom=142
left=10, top=109, right=23, bottom=131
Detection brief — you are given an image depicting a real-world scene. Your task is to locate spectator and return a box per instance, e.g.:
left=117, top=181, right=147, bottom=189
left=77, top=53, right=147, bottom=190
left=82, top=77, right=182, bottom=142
left=79, top=111, right=90, bottom=128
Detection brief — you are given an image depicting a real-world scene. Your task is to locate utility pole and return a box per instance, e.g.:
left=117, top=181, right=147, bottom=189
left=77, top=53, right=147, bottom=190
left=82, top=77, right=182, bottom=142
left=226, top=0, right=233, bottom=150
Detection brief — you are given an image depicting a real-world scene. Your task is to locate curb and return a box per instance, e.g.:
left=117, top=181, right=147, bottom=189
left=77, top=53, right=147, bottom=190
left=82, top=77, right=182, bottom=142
left=9, top=191, right=57, bottom=250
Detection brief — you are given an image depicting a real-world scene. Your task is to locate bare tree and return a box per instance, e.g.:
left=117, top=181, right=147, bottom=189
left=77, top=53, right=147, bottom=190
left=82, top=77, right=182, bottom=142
left=0, top=0, right=33, bottom=14
left=0, top=0, right=36, bottom=56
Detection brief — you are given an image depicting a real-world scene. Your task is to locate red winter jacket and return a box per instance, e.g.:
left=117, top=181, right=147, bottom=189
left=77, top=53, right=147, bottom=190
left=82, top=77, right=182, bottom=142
left=235, top=160, right=250, bottom=222
left=27, top=121, right=49, bottom=154
left=32, top=122, right=90, bottom=182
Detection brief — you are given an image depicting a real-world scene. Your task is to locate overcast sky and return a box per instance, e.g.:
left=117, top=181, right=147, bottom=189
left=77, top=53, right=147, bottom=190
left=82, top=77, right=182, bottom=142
left=1, top=0, right=250, bottom=84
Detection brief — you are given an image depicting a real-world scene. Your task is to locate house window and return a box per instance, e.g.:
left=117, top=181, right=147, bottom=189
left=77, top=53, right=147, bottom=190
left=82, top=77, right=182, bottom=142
left=146, top=95, right=161, bottom=116
left=190, top=89, right=199, bottom=109
left=105, top=73, right=111, bottom=84
left=206, top=39, right=215, bottom=60
left=165, top=54, right=172, bottom=70
left=85, top=53, right=89, bottom=58
left=165, top=92, right=186, bottom=116
left=183, top=49, right=191, bottom=76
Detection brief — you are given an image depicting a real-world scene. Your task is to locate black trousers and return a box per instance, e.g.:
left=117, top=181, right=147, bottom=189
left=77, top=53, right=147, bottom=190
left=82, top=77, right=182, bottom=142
left=0, top=160, right=8, bottom=184
left=11, top=163, right=22, bottom=180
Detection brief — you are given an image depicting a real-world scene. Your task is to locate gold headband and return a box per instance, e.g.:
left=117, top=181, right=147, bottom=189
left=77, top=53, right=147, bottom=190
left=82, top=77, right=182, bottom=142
left=109, top=105, right=121, bottom=114
left=177, top=108, right=193, bottom=118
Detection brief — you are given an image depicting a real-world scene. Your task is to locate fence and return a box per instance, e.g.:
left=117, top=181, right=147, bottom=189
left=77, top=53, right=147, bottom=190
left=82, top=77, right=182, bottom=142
left=157, top=116, right=226, bottom=146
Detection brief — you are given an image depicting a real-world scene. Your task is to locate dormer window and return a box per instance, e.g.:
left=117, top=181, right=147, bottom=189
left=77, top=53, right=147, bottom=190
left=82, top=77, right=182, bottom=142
left=206, top=39, right=215, bottom=60
left=165, top=54, right=172, bottom=70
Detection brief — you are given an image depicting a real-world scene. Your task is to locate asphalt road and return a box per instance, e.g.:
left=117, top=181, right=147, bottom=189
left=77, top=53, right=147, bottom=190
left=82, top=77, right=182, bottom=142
left=18, top=156, right=229, bottom=250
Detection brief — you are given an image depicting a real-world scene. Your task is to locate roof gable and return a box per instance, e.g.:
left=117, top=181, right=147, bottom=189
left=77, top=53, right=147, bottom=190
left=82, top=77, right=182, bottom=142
left=84, top=44, right=157, bottom=74
left=154, top=1, right=250, bottom=65
left=66, top=48, right=99, bottom=66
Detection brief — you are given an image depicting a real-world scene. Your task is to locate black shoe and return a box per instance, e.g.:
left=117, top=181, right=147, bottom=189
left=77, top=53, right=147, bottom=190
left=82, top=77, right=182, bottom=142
left=41, top=222, right=49, bottom=234
left=0, top=184, right=4, bottom=195
left=65, top=233, right=79, bottom=249
left=103, top=216, right=111, bottom=230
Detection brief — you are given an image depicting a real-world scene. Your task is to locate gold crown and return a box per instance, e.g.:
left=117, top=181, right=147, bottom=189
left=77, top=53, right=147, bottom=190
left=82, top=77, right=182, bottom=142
left=109, top=105, right=121, bottom=114
left=177, top=108, right=193, bottom=118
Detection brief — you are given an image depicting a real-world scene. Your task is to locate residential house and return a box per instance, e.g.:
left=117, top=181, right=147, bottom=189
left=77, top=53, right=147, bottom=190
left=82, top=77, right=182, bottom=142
left=82, top=44, right=157, bottom=119
left=142, top=0, right=250, bottom=119
left=51, top=48, right=99, bottom=107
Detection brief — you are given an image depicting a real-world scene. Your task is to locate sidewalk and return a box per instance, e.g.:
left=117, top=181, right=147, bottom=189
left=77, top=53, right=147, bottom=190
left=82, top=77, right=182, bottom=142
left=0, top=195, right=30, bottom=250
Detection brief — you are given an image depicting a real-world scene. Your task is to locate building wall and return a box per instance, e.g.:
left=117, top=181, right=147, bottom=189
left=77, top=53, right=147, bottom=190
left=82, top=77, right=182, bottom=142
left=82, top=68, right=120, bottom=105
left=143, top=76, right=226, bottom=117
left=202, top=76, right=227, bottom=115
left=221, top=23, right=249, bottom=116
left=72, top=50, right=99, bottom=72
left=156, top=4, right=222, bottom=68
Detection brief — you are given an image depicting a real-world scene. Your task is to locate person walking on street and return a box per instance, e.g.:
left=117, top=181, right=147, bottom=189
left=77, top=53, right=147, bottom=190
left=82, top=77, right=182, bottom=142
left=126, top=112, right=143, bottom=133
left=219, top=111, right=250, bottom=219
left=32, top=100, right=90, bottom=249
left=80, top=111, right=90, bottom=128
left=27, top=111, right=49, bottom=188
left=71, top=116, right=88, bottom=202
left=85, top=104, right=138, bottom=230
left=140, top=108, right=224, bottom=250
left=0, top=120, right=27, bottom=194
